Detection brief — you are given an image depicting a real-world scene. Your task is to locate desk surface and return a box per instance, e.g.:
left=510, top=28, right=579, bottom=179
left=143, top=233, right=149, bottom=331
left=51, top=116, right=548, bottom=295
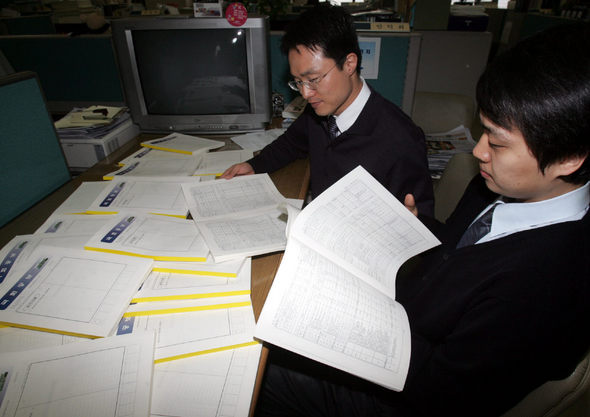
left=0, top=133, right=310, bottom=416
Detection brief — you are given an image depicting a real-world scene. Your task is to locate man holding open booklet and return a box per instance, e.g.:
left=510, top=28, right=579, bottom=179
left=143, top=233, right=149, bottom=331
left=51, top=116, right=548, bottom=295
left=253, top=22, right=590, bottom=417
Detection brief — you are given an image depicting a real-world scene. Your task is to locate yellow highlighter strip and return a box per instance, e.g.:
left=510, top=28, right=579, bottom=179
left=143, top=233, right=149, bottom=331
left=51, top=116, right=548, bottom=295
left=131, top=290, right=251, bottom=303
left=141, top=144, right=192, bottom=155
left=84, top=246, right=207, bottom=262
left=154, top=340, right=260, bottom=364
left=123, top=300, right=252, bottom=317
left=0, top=322, right=100, bottom=339
left=152, top=267, right=237, bottom=278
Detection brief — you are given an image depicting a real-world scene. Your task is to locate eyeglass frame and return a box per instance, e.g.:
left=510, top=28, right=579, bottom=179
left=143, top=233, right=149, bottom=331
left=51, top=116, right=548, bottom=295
left=287, top=63, right=338, bottom=92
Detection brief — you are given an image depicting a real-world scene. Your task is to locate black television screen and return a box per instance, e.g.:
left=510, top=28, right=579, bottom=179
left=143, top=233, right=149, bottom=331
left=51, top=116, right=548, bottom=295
left=111, top=16, right=271, bottom=134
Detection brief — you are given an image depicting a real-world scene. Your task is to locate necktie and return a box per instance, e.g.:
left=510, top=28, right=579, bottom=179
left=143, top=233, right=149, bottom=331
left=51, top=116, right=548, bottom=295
left=327, top=115, right=340, bottom=140
left=456, top=203, right=499, bottom=248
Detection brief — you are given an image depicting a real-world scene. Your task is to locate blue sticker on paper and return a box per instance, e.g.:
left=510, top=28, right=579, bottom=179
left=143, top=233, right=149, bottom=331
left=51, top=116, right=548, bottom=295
left=0, top=240, right=28, bottom=284
left=100, top=216, right=135, bottom=243
left=0, top=256, right=48, bottom=310
left=117, top=316, right=136, bottom=335
left=100, top=182, right=126, bottom=207
left=44, top=220, right=63, bottom=233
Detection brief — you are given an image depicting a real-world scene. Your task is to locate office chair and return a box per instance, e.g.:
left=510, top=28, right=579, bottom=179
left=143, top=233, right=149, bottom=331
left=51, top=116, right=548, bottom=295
left=501, top=350, right=590, bottom=417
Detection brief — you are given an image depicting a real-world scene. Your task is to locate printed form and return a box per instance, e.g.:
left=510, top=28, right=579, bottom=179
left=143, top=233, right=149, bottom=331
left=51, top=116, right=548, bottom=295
left=117, top=300, right=256, bottom=361
left=85, top=179, right=195, bottom=217
left=133, top=257, right=250, bottom=302
left=0, top=331, right=155, bottom=417
left=182, top=174, right=293, bottom=262
left=255, top=166, right=441, bottom=391
left=0, top=246, right=152, bottom=337
left=151, top=343, right=262, bottom=417
left=84, top=213, right=210, bottom=262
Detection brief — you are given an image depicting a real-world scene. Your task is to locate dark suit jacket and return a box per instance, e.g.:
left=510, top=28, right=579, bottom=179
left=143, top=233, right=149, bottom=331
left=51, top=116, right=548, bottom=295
left=395, top=176, right=590, bottom=416
left=248, top=88, right=434, bottom=216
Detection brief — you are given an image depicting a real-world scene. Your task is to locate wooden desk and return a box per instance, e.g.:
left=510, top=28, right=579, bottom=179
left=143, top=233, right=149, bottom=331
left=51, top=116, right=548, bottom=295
left=0, top=133, right=310, bottom=416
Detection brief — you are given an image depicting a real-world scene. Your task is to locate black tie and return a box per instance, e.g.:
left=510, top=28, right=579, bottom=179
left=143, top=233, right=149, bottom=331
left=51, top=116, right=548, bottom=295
left=327, top=115, right=340, bottom=140
left=456, top=203, right=499, bottom=248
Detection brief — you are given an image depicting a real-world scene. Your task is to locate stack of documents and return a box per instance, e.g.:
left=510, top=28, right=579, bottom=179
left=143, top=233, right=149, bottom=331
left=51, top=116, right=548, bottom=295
left=426, top=125, right=476, bottom=179
left=0, top=130, right=301, bottom=417
left=54, top=106, right=132, bottom=140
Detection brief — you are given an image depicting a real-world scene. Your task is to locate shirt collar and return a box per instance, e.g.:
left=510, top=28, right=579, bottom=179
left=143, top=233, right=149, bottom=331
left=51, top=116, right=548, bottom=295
left=481, top=182, right=590, bottom=242
left=331, top=77, right=371, bottom=134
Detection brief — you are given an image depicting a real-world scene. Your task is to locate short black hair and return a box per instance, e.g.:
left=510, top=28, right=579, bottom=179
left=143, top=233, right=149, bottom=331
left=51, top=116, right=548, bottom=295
left=280, top=4, right=362, bottom=75
left=476, top=22, right=590, bottom=184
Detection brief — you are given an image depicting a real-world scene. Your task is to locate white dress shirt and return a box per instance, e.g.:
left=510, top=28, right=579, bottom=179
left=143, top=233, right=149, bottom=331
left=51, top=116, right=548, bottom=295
left=331, top=77, right=371, bottom=135
left=475, top=182, right=590, bottom=244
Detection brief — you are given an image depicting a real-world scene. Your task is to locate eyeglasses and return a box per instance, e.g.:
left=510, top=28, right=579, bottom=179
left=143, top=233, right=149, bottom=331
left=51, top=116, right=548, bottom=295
left=287, top=63, right=337, bottom=92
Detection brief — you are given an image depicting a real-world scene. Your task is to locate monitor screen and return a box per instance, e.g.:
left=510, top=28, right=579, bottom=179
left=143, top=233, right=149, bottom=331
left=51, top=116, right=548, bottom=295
left=111, top=16, right=271, bottom=134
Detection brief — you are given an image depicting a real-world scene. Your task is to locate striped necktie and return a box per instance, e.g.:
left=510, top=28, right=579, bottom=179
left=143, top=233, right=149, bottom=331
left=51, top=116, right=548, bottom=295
left=456, top=203, right=499, bottom=248
left=327, top=115, right=340, bottom=140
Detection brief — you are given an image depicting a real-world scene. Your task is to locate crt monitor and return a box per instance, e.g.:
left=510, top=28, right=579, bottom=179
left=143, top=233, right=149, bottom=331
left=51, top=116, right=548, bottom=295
left=111, top=16, right=272, bottom=134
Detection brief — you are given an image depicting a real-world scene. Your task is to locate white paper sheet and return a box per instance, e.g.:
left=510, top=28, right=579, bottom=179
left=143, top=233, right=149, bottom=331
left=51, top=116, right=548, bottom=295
left=117, top=146, right=198, bottom=167
left=85, top=179, right=192, bottom=217
left=0, top=331, right=155, bottom=417
left=182, top=175, right=291, bottom=262
left=0, top=246, right=152, bottom=337
left=230, top=128, right=285, bottom=151
left=103, top=157, right=202, bottom=180
left=84, top=213, right=210, bottom=262
left=193, top=150, right=254, bottom=176
left=150, top=343, right=262, bottom=417
left=141, top=132, right=225, bottom=155
left=50, top=181, right=110, bottom=215
left=35, top=213, right=114, bottom=235
left=255, top=166, right=441, bottom=391
left=0, top=234, right=94, bottom=286
left=133, top=257, right=250, bottom=302
left=0, top=326, right=83, bottom=353
left=117, top=302, right=255, bottom=361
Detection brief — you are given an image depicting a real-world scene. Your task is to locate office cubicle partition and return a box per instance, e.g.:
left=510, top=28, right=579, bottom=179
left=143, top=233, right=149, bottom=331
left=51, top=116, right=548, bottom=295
left=0, top=34, right=124, bottom=114
left=0, top=71, right=71, bottom=227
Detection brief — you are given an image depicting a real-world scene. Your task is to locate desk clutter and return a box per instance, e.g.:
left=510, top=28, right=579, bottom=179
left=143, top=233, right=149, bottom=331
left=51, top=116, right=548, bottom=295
left=54, top=106, right=139, bottom=172
left=425, top=125, right=476, bottom=179
left=0, top=132, right=300, bottom=417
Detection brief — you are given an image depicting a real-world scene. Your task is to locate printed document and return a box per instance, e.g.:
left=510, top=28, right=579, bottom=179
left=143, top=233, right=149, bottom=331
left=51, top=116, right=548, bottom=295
left=117, top=301, right=256, bottom=361
left=84, top=213, right=210, bottom=262
left=117, top=146, right=197, bottom=166
left=193, top=149, right=254, bottom=177
left=255, top=166, right=441, bottom=391
left=141, top=132, right=225, bottom=155
left=0, top=331, right=155, bottom=417
left=49, top=181, right=110, bottom=215
left=103, top=156, right=202, bottom=180
left=182, top=174, right=292, bottom=262
left=0, top=246, right=152, bottom=337
left=133, top=257, right=250, bottom=302
left=0, top=234, right=95, bottom=285
left=35, top=213, right=114, bottom=235
left=150, top=343, right=262, bottom=417
left=85, top=179, right=193, bottom=217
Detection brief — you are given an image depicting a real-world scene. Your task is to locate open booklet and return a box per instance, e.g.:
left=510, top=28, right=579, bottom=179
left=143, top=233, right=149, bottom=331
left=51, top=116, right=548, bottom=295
left=182, top=174, right=292, bottom=262
left=254, top=166, right=441, bottom=391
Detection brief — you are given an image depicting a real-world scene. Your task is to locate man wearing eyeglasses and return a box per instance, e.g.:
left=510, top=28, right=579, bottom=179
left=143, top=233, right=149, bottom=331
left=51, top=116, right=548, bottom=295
left=221, top=4, right=434, bottom=216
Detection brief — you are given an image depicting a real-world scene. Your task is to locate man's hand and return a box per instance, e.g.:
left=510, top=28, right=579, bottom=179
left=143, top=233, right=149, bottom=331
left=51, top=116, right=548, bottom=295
left=220, top=162, right=255, bottom=179
left=404, top=194, right=418, bottom=217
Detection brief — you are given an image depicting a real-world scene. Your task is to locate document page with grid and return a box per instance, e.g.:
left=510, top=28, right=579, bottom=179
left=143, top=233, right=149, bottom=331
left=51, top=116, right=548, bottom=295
left=255, top=166, right=441, bottom=391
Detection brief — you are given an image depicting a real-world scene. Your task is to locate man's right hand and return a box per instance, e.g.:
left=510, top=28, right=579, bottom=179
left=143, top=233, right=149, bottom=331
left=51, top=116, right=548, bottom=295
left=220, top=162, right=255, bottom=179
